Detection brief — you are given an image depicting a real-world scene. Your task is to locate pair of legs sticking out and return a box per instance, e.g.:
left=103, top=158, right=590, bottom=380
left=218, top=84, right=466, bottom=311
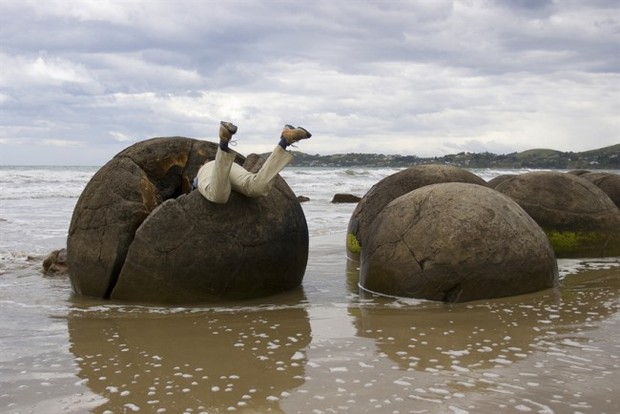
left=195, top=122, right=311, bottom=204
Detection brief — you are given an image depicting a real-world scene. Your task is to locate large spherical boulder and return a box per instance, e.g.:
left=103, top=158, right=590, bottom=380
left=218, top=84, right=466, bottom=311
left=494, top=172, right=620, bottom=257
left=580, top=172, right=620, bottom=208
left=347, top=164, right=487, bottom=256
left=67, top=137, right=308, bottom=303
left=360, top=183, right=558, bottom=302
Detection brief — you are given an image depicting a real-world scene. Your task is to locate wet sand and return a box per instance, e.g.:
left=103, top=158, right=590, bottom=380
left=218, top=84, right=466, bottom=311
left=1, top=233, right=619, bottom=413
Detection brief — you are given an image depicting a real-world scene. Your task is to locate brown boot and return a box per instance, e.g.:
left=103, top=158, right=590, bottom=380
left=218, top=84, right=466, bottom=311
left=219, top=121, right=238, bottom=144
left=281, top=125, right=311, bottom=145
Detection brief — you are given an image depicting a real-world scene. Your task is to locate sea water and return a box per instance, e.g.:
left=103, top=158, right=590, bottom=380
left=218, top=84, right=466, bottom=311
left=0, top=165, right=542, bottom=250
left=0, top=165, right=619, bottom=413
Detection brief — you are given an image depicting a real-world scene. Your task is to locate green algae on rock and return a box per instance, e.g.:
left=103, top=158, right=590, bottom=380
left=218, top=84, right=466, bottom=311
left=547, top=230, right=620, bottom=258
left=347, top=232, right=361, bottom=255
left=495, top=171, right=620, bottom=258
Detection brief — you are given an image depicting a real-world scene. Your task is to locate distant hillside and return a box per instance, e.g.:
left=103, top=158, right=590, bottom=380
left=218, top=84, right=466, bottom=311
left=515, top=149, right=562, bottom=160
left=280, top=144, right=620, bottom=169
left=581, top=143, right=620, bottom=157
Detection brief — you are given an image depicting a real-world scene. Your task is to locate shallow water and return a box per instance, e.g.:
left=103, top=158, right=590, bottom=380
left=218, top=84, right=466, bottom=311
left=1, top=165, right=619, bottom=413
left=1, top=233, right=619, bottom=414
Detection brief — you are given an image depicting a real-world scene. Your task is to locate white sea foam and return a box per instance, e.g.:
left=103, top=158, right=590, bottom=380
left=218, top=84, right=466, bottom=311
left=0, top=166, right=98, bottom=200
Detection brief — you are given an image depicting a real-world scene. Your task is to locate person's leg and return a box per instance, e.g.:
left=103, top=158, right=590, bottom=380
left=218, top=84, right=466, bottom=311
left=195, top=121, right=238, bottom=204
left=196, top=148, right=236, bottom=203
left=229, top=125, right=311, bottom=198
left=229, top=145, right=294, bottom=198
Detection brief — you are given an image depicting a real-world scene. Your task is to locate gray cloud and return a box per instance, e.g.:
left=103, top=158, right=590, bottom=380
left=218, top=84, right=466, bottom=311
left=0, top=0, right=618, bottom=165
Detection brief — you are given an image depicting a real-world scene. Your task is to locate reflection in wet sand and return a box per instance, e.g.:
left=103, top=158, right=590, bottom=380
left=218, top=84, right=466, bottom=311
left=285, top=258, right=619, bottom=413
left=351, top=273, right=617, bottom=373
left=67, top=291, right=311, bottom=413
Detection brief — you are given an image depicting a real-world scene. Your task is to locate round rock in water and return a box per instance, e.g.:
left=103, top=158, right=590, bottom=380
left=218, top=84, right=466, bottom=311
left=360, top=183, right=558, bottom=303
left=494, top=171, right=620, bottom=257
left=347, top=164, right=487, bottom=256
left=42, top=248, right=68, bottom=275
left=579, top=172, right=620, bottom=208
left=67, top=137, right=308, bottom=303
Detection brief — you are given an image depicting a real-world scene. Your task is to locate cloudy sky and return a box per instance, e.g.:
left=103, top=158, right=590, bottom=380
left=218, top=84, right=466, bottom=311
left=1, top=0, right=618, bottom=165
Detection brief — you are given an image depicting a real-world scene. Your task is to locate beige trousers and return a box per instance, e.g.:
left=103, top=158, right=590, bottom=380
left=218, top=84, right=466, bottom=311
left=196, top=145, right=294, bottom=204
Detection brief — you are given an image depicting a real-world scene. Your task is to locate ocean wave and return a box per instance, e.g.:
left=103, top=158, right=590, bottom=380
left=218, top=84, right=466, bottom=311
left=0, top=178, right=91, bottom=185
left=0, top=167, right=96, bottom=196
left=343, top=169, right=371, bottom=176
left=0, top=194, right=81, bottom=200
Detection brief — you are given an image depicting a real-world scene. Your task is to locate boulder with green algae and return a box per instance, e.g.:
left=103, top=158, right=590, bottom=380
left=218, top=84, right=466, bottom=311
left=360, top=183, right=558, bottom=303
left=494, top=171, right=620, bottom=258
left=67, top=137, right=308, bottom=304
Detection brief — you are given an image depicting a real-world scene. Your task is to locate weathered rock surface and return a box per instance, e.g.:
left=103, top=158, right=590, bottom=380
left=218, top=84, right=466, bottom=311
left=347, top=164, right=487, bottom=256
left=42, top=248, right=68, bottom=275
left=494, top=171, right=620, bottom=257
left=360, top=183, right=558, bottom=302
left=487, top=174, right=516, bottom=189
left=580, top=172, right=620, bottom=208
left=67, top=137, right=308, bottom=303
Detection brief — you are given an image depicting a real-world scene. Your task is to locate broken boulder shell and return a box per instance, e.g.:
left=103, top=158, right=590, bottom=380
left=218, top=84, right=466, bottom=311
left=67, top=137, right=308, bottom=303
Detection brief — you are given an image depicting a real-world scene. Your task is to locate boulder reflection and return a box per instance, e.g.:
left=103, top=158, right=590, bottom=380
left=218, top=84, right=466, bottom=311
left=67, top=291, right=311, bottom=413
left=350, top=267, right=619, bottom=372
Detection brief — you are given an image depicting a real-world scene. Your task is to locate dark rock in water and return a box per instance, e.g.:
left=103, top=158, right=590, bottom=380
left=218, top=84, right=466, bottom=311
left=347, top=164, right=487, bottom=257
left=567, top=169, right=591, bottom=176
left=42, top=248, right=68, bottom=275
left=360, top=183, right=558, bottom=303
left=331, top=193, right=361, bottom=203
left=487, top=174, right=515, bottom=189
left=495, top=171, right=620, bottom=258
left=580, top=172, right=620, bottom=208
left=67, top=137, right=308, bottom=303
left=297, top=195, right=310, bottom=202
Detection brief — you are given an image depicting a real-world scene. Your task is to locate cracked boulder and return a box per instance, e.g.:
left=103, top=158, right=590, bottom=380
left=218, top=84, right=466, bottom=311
left=67, top=137, right=308, bottom=304
left=494, top=171, right=620, bottom=258
left=347, top=164, right=487, bottom=257
left=360, top=183, right=558, bottom=303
